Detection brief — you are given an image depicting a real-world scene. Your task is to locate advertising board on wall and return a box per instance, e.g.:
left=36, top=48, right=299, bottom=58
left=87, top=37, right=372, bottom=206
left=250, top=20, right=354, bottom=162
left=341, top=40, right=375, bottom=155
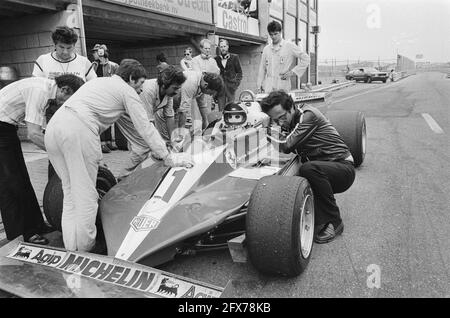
left=269, top=0, right=283, bottom=20
left=216, top=6, right=259, bottom=37
left=102, top=0, right=213, bottom=24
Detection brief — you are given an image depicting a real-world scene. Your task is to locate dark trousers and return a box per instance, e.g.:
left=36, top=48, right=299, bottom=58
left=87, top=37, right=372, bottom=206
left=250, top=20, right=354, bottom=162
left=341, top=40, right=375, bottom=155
left=217, top=84, right=237, bottom=112
left=299, top=160, right=355, bottom=227
left=0, top=121, right=46, bottom=240
left=100, top=126, right=112, bottom=143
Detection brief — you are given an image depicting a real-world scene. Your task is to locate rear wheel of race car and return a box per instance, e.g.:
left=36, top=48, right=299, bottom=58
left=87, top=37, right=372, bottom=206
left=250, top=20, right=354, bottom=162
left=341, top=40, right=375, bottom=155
left=43, top=166, right=117, bottom=231
left=246, top=176, right=315, bottom=277
left=326, top=111, right=366, bottom=167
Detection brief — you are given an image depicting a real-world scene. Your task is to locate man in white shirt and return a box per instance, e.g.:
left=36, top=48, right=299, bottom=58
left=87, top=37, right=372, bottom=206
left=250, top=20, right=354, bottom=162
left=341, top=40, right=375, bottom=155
left=33, top=26, right=97, bottom=82
left=0, top=74, right=84, bottom=245
left=191, top=39, right=220, bottom=114
left=178, top=71, right=224, bottom=134
left=116, top=66, right=186, bottom=177
left=45, top=59, right=193, bottom=252
left=257, top=21, right=311, bottom=93
left=191, top=39, right=220, bottom=74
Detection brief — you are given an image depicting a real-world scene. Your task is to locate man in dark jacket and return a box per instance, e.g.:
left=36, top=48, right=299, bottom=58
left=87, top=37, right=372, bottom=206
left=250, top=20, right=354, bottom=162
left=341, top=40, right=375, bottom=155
left=260, top=90, right=356, bottom=244
left=215, top=39, right=243, bottom=111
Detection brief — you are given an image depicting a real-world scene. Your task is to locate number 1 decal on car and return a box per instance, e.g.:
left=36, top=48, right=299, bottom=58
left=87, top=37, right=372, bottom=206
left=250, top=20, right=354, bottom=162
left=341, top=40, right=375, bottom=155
left=161, top=169, right=188, bottom=202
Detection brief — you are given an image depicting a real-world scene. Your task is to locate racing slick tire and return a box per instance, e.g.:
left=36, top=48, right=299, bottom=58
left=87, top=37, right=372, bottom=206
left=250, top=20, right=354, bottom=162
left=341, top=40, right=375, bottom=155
left=246, top=176, right=315, bottom=277
left=326, top=111, right=366, bottom=167
left=43, top=166, right=117, bottom=231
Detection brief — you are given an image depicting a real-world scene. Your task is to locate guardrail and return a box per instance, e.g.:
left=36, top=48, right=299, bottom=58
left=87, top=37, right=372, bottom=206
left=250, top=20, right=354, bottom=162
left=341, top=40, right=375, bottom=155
left=312, top=80, right=356, bottom=92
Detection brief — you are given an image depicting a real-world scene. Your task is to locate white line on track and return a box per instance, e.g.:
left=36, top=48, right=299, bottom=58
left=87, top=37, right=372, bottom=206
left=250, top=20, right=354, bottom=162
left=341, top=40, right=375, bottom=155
left=421, top=113, right=444, bottom=134
left=331, top=84, right=393, bottom=105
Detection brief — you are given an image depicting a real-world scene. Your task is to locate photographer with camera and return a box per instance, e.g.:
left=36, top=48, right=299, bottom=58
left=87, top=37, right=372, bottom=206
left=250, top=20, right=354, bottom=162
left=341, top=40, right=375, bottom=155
left=91, top=44, right=119, bottom=153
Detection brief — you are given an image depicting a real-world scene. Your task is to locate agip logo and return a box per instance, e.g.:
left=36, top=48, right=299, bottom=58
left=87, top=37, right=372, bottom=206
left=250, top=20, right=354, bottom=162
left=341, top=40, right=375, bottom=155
left=130, top=215, right=160, bottom=232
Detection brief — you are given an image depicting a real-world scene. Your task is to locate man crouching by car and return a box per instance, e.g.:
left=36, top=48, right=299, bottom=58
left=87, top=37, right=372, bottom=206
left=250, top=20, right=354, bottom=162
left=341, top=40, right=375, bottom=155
left=260, top=91, right=355, bottom=243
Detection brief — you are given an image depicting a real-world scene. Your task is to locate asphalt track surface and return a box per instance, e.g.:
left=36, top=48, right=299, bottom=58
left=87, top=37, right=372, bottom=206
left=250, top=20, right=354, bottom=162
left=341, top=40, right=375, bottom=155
left=158, top=72, right=450, bottom=298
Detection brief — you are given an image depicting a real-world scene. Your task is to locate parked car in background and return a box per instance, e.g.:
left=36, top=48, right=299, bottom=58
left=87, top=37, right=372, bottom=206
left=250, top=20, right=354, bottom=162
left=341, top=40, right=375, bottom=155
left=351, top=67, right=389, bottom=83
left=345, top=69, right=359, bottom=80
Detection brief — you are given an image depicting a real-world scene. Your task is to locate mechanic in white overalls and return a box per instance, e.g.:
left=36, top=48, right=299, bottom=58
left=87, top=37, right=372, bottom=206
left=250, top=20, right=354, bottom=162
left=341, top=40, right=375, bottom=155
left=257, top=21, right=311, bottom=93
left=116, top=66, right=187, bottom=178
left=45, top=59, right=194, bottom=252
left=178, top=71, right=224, bottom=135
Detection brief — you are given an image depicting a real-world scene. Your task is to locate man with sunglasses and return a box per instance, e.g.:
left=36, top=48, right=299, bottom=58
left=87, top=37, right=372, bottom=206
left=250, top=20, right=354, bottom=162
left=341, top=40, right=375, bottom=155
left=180, top=48, right=193, bottom=71
left=260, top=90, right=356, bottom=244
left=257, top=21, right=310, bottom=93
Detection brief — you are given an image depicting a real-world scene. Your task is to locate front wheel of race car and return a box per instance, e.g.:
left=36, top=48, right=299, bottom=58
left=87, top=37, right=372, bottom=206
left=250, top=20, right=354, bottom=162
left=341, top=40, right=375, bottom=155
left=246, top=176, right=315, bottom=277
left=326, top=111, right=366, bottom=167
left=43, top=166, right=117, bottom=231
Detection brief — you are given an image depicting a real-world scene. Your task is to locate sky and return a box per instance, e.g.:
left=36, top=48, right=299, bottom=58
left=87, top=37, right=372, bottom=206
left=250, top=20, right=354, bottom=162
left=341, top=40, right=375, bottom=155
left=318, top=0, right=450, bottom=64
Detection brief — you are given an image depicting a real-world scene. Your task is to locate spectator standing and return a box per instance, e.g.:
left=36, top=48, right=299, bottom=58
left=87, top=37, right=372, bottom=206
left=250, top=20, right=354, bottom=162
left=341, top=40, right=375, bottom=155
left=257, top=21, right=310, bottom=93
left=33, top=26, right=97, bottom=82
left=91, top=44, right=119, bottom=153
left=180, top=47, right=194, bottom=71
left=32, top=26, right=96, bottom=179
left=156, top=53, right=170, bottom=73
left=191, top=39, right=220, bottom=74
left=192, top=39, right=220, bottom=114
left=214, top=39, right=243, bottom=111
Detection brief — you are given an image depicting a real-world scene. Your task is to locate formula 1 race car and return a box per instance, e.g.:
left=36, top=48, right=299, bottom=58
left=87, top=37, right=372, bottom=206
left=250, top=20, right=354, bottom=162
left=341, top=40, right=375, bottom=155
left=0, top=89, right=366, bottom=298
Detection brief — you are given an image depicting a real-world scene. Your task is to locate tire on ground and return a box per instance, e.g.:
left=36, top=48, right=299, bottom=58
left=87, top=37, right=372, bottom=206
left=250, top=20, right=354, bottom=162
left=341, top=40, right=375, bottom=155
left=43, top=166, right=117, bottom=231
left=326, top=111, right=366, bottom=167
left=246, top=176, right=314, bottom=277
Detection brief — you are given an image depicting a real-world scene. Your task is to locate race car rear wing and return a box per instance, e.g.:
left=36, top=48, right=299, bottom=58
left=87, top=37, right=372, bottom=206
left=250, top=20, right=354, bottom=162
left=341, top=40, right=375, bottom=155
left=0, top=239, right=229, bottom=298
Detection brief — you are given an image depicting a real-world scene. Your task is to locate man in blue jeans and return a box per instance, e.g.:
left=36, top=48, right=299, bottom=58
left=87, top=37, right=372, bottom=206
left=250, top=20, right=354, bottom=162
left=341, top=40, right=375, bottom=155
left=260, top=90, right=356, bottom=243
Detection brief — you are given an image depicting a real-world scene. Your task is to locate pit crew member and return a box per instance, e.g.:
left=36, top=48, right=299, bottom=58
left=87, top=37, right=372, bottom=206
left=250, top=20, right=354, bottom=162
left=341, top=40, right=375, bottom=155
left=116, top=65, right=187, bottom=177
left=178, top=71, right=224, bottom=134
left=0, top=74, right=84, bottom=245
left=260, top=90, right=355, bottom=243
left=257, top=21, right=310, bottom=93
left=44, top=59, right=193, bottom=252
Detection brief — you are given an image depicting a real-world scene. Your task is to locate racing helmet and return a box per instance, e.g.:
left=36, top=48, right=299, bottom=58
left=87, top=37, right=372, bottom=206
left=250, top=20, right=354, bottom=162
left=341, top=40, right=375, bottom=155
left=223, top=102, right=247, bottom=126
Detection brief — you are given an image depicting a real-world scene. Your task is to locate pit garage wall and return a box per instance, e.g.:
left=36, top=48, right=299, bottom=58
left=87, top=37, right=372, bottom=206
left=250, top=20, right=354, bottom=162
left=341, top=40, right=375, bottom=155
left=111, top=43, right=263, bottom=95
left=0, top=10, right=83, bottom=79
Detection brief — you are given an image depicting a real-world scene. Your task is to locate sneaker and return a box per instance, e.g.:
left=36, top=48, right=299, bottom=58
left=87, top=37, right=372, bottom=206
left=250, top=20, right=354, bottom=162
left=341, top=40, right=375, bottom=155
left=24, top=234, right=49, bottom=245
left=101, top=144, right=111, bottom=153
left=314, top=221, right=344, bottom=244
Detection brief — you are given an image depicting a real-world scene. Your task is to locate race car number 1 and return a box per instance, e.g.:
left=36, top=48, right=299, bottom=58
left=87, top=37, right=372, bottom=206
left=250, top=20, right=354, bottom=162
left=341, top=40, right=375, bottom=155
left=162, top=169, right=188, bottom=202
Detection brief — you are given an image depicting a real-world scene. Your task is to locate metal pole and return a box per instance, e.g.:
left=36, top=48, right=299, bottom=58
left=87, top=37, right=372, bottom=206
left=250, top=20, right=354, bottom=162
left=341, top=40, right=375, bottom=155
left=76, top=0, right=87, bottom=57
